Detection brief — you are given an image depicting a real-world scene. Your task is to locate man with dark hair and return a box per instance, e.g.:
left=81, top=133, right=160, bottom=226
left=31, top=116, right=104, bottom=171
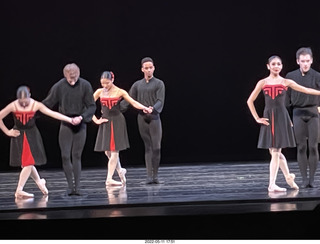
left=286, top=47, right=320, bottom=188
left=121, top=57, right=165, bottom=184
left=43, top=63, right=96, bottom=195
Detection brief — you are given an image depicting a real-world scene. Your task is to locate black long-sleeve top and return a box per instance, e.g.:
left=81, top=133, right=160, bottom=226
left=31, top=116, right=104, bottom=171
left=121, top=76, right=165, bottom=114
left=285, top=68, right=320, bottom=108
left=42, top=77, right=96, bottom=123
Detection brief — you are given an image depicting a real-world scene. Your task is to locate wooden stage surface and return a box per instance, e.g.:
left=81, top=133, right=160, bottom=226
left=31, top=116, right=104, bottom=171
left=1, top=161, right=320, bottom=239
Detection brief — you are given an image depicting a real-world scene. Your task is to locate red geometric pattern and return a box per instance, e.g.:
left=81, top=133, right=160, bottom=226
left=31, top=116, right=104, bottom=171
left=14, top=111, right=35, bottom=125
left=262, top=84, right=287, bottom=100
left=100, top=97, right=120, bottom=109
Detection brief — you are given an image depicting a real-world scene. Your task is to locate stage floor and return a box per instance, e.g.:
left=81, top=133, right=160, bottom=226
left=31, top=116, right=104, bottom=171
left=1, top=161, right=320, bottom=239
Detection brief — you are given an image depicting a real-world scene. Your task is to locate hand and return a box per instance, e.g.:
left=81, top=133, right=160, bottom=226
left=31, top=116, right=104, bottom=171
left=71, top=116, right=83, bottom=125
left=143, top=106, right=153, bottom=114
left=256, top=117, right=269, bottom=126
left=95, top=118, right=109, bottom=125
left=7, top=129, right=20, bottom=137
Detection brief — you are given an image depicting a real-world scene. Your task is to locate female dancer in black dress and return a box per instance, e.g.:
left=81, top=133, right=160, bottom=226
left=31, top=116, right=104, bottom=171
left=0, top=86, right=75, bottom=198
left=93, top=71, right=152, bottom=186
left=247, top=56, right=320, bottom=192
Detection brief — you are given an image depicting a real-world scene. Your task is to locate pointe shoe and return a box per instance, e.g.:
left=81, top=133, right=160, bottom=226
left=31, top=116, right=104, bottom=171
left=15, top=190, right=34, bottom=199
left=118, top=168, right=127, bottom=185
left=106, top=179, right=122, bottom=186
left=36, top=179, right=49, bottom=195
left=286, top=173, right=299, bottom=190
left=268, top=184, right=287, bottom=192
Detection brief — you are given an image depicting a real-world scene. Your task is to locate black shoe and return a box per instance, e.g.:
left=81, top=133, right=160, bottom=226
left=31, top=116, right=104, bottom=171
left=67, top=188, right=75, bottom=196
left=146, top=177, right=154, bottom=184
left=309, top=182, right=317, bottom=188
left=300, top=179, right=309, bottom=189
left=309, top=177, right=317, bottom=188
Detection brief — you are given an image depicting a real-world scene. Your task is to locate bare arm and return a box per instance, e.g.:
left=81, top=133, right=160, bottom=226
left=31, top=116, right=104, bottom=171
left=247, top=80, right=269, bottom=125
left=285, top=79, right=320, bottom=95
left=120, top=89, right=151, bottom=112
left=92, top=88, right=108, bottom=124
left=93, top=88, right=102, bottom=102
left=36, top=102, right=73, bottom=123
left=0, top=102, right=20, bottom=137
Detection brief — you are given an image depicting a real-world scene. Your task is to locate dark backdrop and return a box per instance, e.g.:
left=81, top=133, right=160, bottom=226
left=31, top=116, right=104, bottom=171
left=1, top=0, right=320, bottom=170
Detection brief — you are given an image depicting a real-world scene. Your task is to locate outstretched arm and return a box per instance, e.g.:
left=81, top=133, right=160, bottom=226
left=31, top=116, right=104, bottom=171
left=285, top=79, right=320, bottom=95
left=0, top=103, right=20, bottom=137
left=120, top=89, right=152, bottom=113
left=36, top=102, right=73, bottom=124
left=247, top=80, right=269, bottom=126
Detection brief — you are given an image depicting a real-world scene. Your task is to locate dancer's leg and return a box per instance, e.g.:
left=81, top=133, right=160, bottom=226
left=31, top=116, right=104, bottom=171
left=279, top=153, right=299, bottom=190
left=72, top=125, right=86, bottom=194
left=279, top=153, right=290, bottom=176
left=15, top=165, right=34, bottom=198
left=293, top=114, right=309, bottom=187
left=30, top=166, right=48, bottom=195
left=106, top=151, right=122, bottom=186
left=105, top=151, right=127, bottom=185
left=138, top=114, right=153, bottom=183
left=268, top=148, right=286, bottom=192
left=307, top=117, right=319, bottom=187
left=116, top=158, right=127, bottom=185
left=149, top=117, right=162, bottom=183
left=59, top=124, right=74, bottom=194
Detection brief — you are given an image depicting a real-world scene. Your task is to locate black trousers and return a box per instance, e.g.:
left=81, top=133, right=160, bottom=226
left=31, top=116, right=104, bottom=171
left=137, top=113, right=162, bottom=179
left=58, top=122, right=87, bottom=192
left=293, top=107, right=319, bottom=185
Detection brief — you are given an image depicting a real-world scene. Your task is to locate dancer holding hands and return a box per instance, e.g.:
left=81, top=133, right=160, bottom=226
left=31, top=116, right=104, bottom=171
left=247, top=55, right=320, bottom=192
left=93, top=71, right=152, bottom=186
left=0, top=86, right=76, bottom=198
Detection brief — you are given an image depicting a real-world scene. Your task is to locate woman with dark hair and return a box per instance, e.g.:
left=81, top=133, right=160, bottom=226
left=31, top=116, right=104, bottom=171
left=247, top=56, right=320, bottom=192
left=0, top=86, right=75, bottom=198
left=93, top=71, right=152, bottom=186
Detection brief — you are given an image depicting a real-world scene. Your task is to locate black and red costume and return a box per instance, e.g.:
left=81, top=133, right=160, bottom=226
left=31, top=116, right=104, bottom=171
left=10, top=102, right=47, bottom=167
left=94, top=96, right=129, bottom=152
left=258, top=81, right=296, bottom=149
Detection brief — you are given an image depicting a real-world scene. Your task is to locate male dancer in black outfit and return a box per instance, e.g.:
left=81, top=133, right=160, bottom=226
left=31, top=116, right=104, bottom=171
left=121, top=57, right=165, bottom=184
left=286, top=47, right=320, bottom=188
left=43, top=63, right=96, bottom=195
